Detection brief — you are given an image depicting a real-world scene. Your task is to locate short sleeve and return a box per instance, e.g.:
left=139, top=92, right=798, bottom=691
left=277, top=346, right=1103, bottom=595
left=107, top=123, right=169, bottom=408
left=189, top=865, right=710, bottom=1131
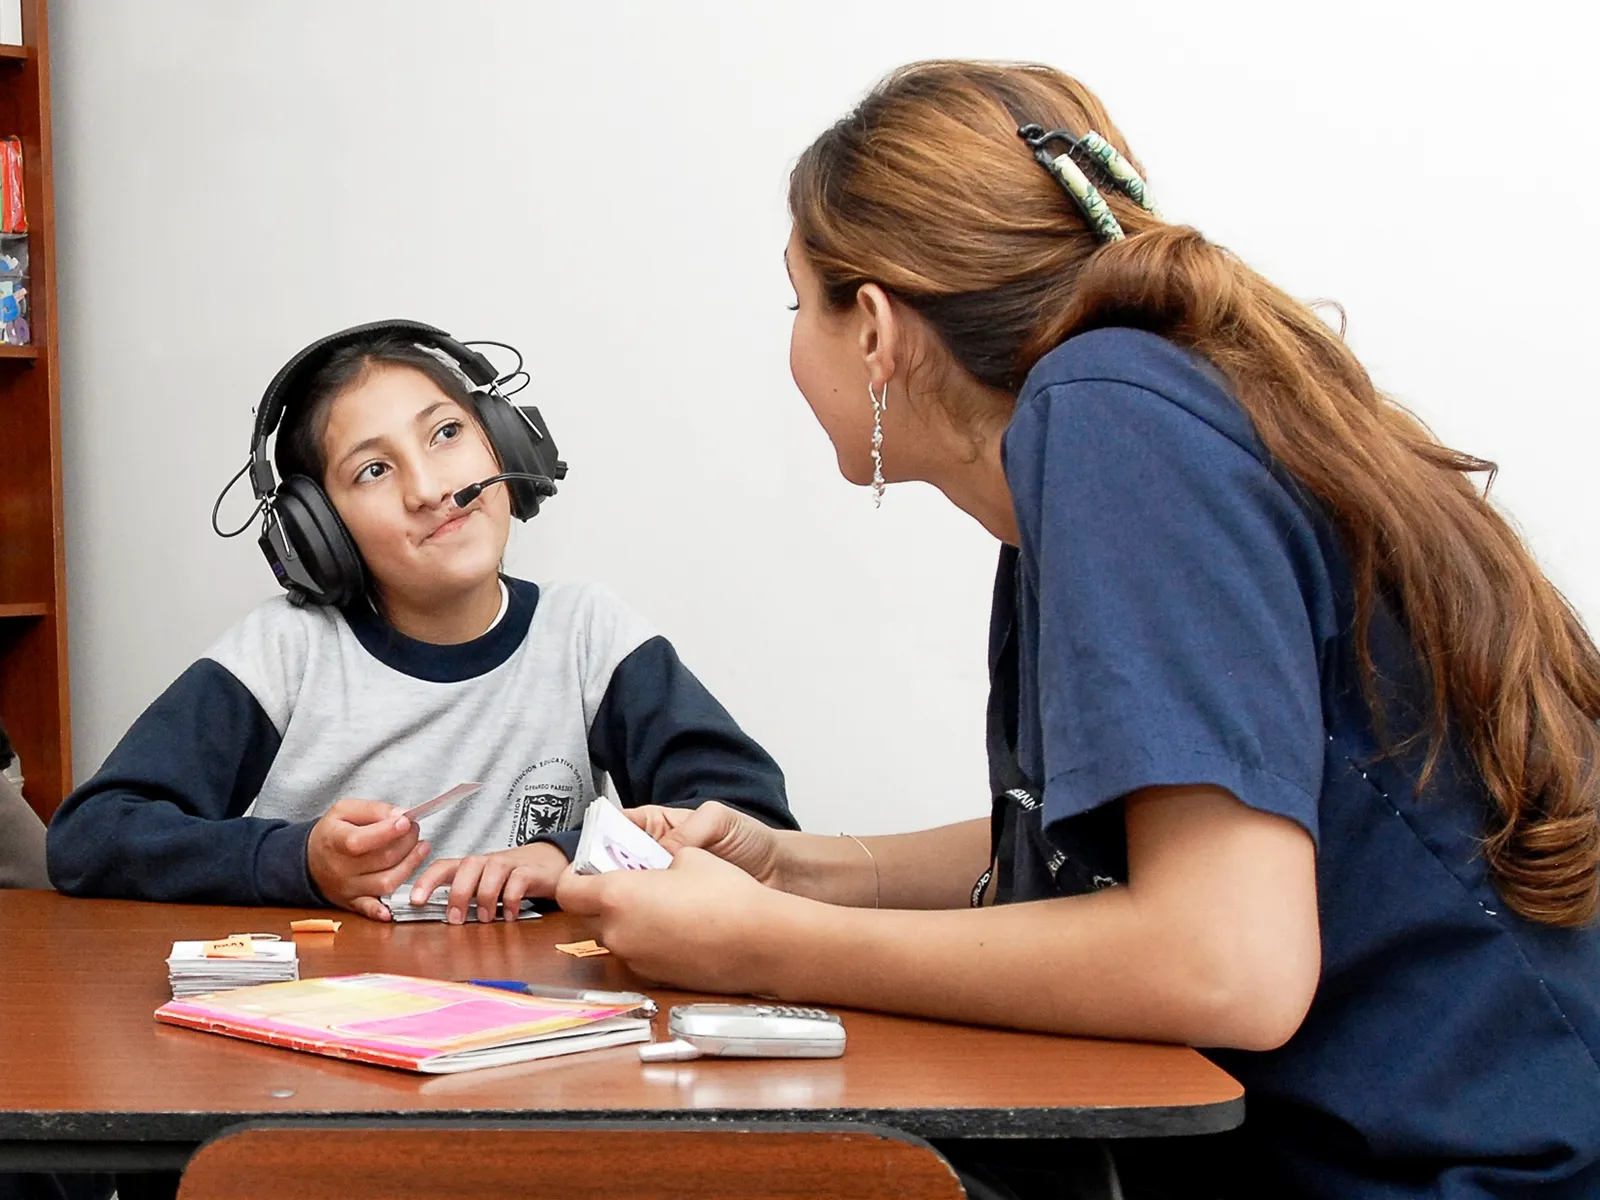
left=1006, top=376, right=1329, bottom=846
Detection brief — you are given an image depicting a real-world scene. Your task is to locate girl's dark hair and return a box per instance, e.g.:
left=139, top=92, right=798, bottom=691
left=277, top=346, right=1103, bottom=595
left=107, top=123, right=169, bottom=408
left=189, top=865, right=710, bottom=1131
left=275, top=335, right=481, bottom=486
left=791, top=59, right=1600, bottom=927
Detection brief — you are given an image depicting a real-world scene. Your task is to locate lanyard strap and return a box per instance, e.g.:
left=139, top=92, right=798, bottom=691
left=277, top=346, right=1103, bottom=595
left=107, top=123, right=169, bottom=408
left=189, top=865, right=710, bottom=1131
left=974, top=548, right=1037, bottom=906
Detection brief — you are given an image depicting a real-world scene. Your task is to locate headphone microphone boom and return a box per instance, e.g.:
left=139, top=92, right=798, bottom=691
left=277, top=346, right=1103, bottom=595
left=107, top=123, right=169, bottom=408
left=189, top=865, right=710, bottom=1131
left=451, top=472, right=559, bottom=510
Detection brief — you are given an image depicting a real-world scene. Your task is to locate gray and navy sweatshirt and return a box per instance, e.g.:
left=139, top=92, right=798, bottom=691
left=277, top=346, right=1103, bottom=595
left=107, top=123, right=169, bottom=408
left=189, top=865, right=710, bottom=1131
left=47, top=577, right=796, bottom=905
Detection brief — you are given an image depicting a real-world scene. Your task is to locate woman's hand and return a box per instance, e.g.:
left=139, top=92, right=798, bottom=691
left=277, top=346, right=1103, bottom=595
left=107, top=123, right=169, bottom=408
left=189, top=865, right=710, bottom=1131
left=306, top=799, right=430, bottom=921
left=626, top=802, right=889, bottom=908
left=624, top=801, right=788, bottom=888
left=555, top=847, right=797, bottom=994
left=407, top=842, right=571, bottom=924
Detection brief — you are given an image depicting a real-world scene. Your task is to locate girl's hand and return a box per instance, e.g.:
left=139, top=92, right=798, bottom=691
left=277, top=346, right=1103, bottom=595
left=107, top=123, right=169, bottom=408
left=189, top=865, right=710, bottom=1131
left=624, top=801, right=787, bottom=888
left=554, top=847, right=794, bottom=994
left=407, top=842, right=570, bottom=924
left=306, top=799, right=430, bottom=921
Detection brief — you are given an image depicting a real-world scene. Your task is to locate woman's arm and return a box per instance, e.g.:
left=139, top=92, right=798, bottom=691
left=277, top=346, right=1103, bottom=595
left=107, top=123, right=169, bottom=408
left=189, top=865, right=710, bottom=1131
left=624, top=802, right=990, bottom=909
left=558, top=784, right=1320, bottom=1050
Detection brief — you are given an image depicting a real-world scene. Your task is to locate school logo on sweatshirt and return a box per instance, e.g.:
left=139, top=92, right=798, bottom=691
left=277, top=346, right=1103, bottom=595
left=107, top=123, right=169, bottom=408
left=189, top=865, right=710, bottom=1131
left=508, top=756, right=587, bottom=845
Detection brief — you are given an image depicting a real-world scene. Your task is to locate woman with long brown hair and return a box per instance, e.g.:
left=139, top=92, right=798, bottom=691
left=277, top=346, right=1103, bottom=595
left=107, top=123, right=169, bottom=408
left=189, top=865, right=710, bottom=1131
left=558, top=61, right=1600, bottom=1197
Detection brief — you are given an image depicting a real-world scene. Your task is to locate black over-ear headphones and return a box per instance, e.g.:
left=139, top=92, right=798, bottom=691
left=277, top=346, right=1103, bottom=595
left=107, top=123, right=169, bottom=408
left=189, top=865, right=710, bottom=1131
left=222, top=319, right=567, bottom=608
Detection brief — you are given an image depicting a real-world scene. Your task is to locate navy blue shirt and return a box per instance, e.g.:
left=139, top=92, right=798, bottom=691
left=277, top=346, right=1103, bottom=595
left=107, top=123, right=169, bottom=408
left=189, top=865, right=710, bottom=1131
left=994, top=328, right=1600, bottom=1197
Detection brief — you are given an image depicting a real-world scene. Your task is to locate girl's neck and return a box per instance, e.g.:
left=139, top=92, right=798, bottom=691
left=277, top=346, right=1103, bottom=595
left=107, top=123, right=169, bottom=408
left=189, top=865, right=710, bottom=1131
left=375, top=575, right=505, bottom=645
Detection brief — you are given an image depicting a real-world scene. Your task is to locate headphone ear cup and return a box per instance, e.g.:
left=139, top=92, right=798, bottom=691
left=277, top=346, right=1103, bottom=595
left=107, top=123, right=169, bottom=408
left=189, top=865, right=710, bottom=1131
left=470, top=391, right=555, bottom=521
left=273, top=476, right=365, bottom=606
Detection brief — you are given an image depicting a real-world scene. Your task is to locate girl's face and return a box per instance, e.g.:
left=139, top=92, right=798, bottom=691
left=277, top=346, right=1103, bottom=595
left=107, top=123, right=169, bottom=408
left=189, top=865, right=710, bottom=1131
left=786, top=227, right=876, bottom=487
left=319, top=365, right=510, bottom=606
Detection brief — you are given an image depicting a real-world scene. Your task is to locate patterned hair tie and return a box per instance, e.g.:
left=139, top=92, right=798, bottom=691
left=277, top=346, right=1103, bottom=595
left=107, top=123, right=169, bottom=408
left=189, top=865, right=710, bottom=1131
left=1017, top=123, right=1160, bottom=242
left=1077, top=131, right=1161, bottom=218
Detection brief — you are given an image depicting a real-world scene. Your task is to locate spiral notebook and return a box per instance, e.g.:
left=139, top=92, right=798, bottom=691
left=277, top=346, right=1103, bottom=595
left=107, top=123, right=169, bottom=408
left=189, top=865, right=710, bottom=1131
left=155, top=973, right=652, bottom=1073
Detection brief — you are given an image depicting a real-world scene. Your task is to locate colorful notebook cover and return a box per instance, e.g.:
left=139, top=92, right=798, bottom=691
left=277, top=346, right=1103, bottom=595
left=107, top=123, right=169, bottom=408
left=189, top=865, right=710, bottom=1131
left=155, top=973, right=652, bottom=1074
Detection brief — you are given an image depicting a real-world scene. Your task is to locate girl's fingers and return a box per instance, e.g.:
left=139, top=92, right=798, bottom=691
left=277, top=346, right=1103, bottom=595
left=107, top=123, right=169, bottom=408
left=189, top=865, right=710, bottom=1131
left=340, top=809, right=412, bottom=858
left=500, top=868, right=536, bottom=921
left=350, top=828, right=423, bottom=876
left=371, top=839, right=431, bottom=898
left=410, top=857, right=461, bottom=906
left=501, top=854, right=564, bottom=919
left=446, top=857, right=488, bottom=924
left=328, top=798, right=400, bottom=827
left=348, top=894, right=392, bottom=922
left=475, top=861, right=513, bottom=923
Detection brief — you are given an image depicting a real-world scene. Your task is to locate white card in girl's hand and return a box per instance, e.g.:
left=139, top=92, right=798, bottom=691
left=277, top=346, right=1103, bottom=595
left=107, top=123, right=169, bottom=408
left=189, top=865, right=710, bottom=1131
left=402, top=782, right=483, bottom=823
left=572, top=798, right=673, bottom=875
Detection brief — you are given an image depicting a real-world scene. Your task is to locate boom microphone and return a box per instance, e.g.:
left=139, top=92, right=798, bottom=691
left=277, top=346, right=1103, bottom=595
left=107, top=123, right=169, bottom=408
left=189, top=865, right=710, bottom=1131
left=451, top=472, right=559, bottom=510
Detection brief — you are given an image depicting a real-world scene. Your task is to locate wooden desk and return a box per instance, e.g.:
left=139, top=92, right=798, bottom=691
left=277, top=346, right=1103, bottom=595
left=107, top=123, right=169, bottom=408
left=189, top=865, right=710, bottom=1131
left=0, top=891, right=1243, bottom=1171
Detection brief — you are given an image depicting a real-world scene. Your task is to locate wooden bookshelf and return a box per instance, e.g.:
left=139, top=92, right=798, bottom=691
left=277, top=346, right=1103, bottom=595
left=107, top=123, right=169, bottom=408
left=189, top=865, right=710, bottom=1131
left=0, top=0, right=67, bottom=821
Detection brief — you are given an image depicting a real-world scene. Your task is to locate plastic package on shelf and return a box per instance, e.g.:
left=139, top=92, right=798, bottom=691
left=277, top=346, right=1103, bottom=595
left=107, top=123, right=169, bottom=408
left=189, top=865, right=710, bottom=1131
left=0, top=231, right=27, bottom=345
left=1, top=135, right=26, bottom=233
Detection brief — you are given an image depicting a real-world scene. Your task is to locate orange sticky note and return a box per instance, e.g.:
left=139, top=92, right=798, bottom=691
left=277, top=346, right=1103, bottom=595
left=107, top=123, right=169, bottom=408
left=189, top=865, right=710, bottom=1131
left=290, top=919, right=342, bottom=934
left=555, top=939, right=611, bottom=958
left=201, top=935, right=255, bottom=958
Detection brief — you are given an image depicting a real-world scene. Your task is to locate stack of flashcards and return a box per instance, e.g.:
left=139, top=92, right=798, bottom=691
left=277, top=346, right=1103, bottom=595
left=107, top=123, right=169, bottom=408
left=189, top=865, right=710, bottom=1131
left=385, top=885, right=540, bottom=923
left=385, top=783, right=544, bottom=921
left=167, top=934, right=299, bottom=999
left=572, top=797, right=674, bottom=875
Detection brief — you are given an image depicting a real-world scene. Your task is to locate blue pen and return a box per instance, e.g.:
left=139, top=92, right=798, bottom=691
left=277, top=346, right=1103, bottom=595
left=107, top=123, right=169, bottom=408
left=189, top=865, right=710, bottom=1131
left=465, top=979, right=658, bottom=1016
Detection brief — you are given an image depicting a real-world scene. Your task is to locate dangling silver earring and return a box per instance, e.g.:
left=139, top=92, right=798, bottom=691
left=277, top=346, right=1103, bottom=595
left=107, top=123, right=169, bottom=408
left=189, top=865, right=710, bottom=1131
left=868, top=380, right=888, bottom=507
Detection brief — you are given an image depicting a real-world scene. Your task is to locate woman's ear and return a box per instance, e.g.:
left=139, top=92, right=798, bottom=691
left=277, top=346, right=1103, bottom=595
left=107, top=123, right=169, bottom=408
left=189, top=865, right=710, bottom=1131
left=854, top=283, right=900, bottom=388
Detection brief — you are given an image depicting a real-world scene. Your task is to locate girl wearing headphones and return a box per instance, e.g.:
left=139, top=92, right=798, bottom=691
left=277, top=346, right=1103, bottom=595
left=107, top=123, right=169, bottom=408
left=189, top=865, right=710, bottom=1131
left=48, top=327, right=796, bottom=922
left=555, top=63, right=1600, bottom=1198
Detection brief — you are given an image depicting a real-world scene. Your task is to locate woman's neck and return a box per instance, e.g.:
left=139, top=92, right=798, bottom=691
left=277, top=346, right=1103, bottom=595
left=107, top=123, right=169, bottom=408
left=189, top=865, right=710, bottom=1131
left=375, top=575, right=505, bottom=644
left=918, top=421, right=1021, bottom=547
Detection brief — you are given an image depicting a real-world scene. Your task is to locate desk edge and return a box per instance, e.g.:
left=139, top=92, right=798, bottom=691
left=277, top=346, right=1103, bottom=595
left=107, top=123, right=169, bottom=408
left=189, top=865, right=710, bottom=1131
left=0, top=1096, right=1244, bottom=1167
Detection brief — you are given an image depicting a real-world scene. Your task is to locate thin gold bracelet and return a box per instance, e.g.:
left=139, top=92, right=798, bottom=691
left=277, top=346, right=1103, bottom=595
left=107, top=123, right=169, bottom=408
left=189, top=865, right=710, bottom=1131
left=840, top=833, right=880, bottom=909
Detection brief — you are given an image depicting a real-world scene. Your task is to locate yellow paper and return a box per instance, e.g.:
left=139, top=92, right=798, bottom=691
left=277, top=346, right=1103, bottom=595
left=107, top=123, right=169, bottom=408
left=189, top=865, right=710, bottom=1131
left=555, top=939, right=611, bottom=958
left=201, top=935, right=256, bottom=959
left=290, top=919, right=342, bottom=934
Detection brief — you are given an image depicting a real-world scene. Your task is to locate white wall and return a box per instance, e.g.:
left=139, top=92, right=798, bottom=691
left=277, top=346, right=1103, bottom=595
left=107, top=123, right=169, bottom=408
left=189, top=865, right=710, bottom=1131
left=48, top=0, right=1600, bottom=835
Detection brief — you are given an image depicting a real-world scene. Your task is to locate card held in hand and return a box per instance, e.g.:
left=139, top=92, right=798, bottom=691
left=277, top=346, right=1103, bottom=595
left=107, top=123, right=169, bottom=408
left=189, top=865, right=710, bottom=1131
left=572, top=797, right=673, bottom=875
left=402, top=782, right=483, bottom=824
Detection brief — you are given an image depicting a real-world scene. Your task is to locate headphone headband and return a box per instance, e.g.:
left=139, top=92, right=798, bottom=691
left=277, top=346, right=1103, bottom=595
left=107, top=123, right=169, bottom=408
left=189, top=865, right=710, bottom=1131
left=248, top=319, right=501, bottom=499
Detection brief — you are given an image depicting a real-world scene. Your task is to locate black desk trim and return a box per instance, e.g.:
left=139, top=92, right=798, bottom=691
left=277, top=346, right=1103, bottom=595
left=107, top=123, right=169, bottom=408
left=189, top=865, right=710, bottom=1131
left=0, top=1099, right=1245, bottom=1171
